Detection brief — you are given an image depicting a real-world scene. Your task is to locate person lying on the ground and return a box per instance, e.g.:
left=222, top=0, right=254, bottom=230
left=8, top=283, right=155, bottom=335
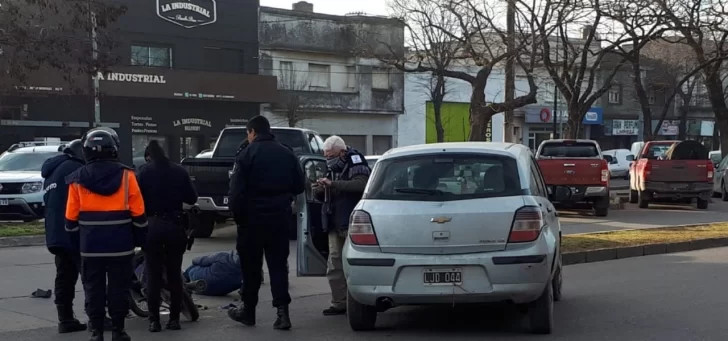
left=183, top=250, right=242, bottom=296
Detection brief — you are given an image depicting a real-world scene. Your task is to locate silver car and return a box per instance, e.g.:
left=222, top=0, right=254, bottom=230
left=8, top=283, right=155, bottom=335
left=342, top=143, right=562, bottom=333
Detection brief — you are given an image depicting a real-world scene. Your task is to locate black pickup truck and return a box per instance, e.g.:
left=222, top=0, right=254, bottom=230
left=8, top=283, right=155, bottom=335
left=181, top=126, right=325, bottom=238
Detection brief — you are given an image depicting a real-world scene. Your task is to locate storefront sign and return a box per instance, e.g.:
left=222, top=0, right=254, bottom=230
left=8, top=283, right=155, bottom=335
left=226, top=118, right=248, bottom=128
left=173, top=118, right=212, bottom=132
left=612, top=119, right=639, bottom=135
left=157, top=0, right=217, bottom=29
left=98, top=72, right=166, bottom=84
left=131, top=115, right=159, bottom=134
left=583, top=108, right=603, bottom=125
left=653, top=120, right=679, bottom=135
left=485, top=120, right=492, bottom=142
left=525, top=106, right=602, bottom=124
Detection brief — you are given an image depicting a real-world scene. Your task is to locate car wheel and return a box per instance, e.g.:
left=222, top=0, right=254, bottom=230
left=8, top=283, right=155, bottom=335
left=192, top=216, right=215, bottom=238
left=697, top=198, right=709, bottom=209
left=528, top=282, right=554, bottom=334
left=552, top=259, right=563, bottom=302
left=593, top=197, right=609, bottom=217
left=722, top=181, right=728, bottom=202
left=628, top=190, right=638, bottom=204
left=347, top=290, right=377, bottom=331
left=638, top=191, right=650, bottom=209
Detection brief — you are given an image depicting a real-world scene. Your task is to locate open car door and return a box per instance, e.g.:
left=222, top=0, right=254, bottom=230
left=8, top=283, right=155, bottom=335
left=296, top=156, right=329, bottom=276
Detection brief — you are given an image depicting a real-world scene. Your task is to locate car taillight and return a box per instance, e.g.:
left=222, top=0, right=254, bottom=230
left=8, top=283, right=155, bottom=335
left=643, top=161, right=652, bottom=181
left=600, top=159, right=609, bottom=186
left=349, top=210, right=379, bottom=245
left=707, top=161, right=714, bottom=180
left=508, top=206, right=544, bottom=243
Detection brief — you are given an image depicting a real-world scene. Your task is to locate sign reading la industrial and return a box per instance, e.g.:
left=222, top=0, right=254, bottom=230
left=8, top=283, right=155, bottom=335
left=157, top=0, right=217, bottom=29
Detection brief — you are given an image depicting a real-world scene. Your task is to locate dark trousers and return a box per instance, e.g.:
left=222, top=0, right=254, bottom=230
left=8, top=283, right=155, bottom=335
left=237, top=216, right=291, bottom=308
left=52, top=249, right=82, bottom=308
left=144, top=217, right=188, bottom=321
left=82, top=255, right=133, bottom=330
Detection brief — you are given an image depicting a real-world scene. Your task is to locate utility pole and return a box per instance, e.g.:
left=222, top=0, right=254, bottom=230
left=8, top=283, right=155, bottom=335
left=552, top=36, right=559, bottom=139
left=504, top=0, right=515, bottom=142
left=89, top=1, right=100, bottom=127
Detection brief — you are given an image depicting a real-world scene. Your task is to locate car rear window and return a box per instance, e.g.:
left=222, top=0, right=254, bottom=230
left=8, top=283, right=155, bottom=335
left=540, top=142, right=599, bottom=157
left=642, top=143, right=674, bottom=159
left=365, top=153, right=523, bottom=202
left=214, top=129, right=310, bottom=157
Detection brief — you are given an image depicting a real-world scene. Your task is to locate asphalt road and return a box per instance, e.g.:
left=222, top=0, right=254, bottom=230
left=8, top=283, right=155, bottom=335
left=2, top=246, right=728, bottom=340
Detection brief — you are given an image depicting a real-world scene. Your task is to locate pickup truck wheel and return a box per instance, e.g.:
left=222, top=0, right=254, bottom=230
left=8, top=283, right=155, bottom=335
left=697, top=198, right=709, bottom=209
left=638, top=191, right=650, bottom=209
left=722, top=181, right=728, bottom=202
left=628, top=190, right=638, bottom=204
left=192, top=217, right=215, bottom=238
left=593, top=197, right=609, bottom=217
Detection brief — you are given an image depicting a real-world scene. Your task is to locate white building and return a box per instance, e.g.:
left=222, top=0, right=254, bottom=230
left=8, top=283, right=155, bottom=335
left=259, top=2, right=405, bottom=155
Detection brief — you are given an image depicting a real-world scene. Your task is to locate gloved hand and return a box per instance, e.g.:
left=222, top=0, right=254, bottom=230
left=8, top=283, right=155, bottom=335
left=186, top=235, right=195, bottom=251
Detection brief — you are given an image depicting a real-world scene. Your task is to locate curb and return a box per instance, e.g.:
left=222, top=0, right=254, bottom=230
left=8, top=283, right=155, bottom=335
left=0, top=235, right=45, bottom=248
left=563, top=237, right=728, bottom=265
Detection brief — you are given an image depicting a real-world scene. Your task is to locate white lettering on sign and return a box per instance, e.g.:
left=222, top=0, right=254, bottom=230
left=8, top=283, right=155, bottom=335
left=97, top=72, right=166, bottom=84
left=157, top=0, right=217, bottom=29
left=161, top=2, right=211, bottom=18
left=173, top=118, right=212, bottom=127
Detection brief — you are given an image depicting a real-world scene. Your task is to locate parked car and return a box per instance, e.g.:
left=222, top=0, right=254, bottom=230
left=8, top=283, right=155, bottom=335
left=602, top=149, right=632, bottom=179
left=181, top=126, right=325, bottom=238
left=297, top=142, right=563, bottom=333
left=535, top=139, right=610, bottom=217
left=0, top=142, right=68, bottom=221
left=629, top=140, right=713, bottom=209
left=709, top=150, right=722, bottom=167
left=713, top=155, right=728, bottom=200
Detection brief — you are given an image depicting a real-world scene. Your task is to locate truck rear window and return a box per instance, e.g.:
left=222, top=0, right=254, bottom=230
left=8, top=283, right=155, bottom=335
left=642, top=144, right=674, bottom=159
left=215, top=129, right=310, bottom=157
left=540, top=142, right=599, bottom=157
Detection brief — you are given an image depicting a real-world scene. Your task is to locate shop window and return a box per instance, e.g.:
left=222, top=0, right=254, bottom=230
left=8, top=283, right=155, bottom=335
left=131, top=135, right=166, bottom=168
left=308, top=64, right=331, bottom=90
left=180, top=137, right=200, bottom=160
left=372, top=67, right=391, bottom=90
left=131, top=45, right=172, bottom=68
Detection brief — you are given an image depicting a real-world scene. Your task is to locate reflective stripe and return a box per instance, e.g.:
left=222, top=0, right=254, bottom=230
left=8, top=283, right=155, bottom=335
left=65, top=227, right=80, bottom=232
left=123, top=171, right=129, bottom=209
left=133, top=221, right=148, bottom=228
left=80, top=250, right=134, bottom=257
left=78, top=219, right=132, bottom=226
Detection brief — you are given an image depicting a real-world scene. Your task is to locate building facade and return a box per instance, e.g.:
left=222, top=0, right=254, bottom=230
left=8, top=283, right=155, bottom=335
left=258, top=2, right=405, bottom=155
left=0, top=0, right=277, bottom=165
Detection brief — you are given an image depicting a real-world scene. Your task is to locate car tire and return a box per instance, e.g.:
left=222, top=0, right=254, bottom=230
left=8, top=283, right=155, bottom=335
left=552, top=259, right=563, bottom=302
left=638, top=191, right=649, bottom=209
left=697, top=198, right=709, bottom=210
left=593, top=197, right=609, bottom=217
left=722, top=181, right=728, bottom=202
left=528, top=282, right=554, bottom=334
left=628, top=190, right=638, bottom=203
left=192, top=216, right=215, bottom=238
left=347, top=290, right=377, bottom=331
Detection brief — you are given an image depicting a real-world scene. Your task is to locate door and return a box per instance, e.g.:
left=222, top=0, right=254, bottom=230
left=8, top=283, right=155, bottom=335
left=179, top=136, right=201, bottom=160
left=297, top=156, right=329, bottom=276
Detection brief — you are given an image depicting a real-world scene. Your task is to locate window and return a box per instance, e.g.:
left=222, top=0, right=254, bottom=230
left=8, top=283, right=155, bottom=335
left=540, top=142, right=600, bottom=157
left=308, top=133, right=322, bottom=154
left=608, top=87, right=621, bottom=104
left=203, top=47, right=244, bottom=72
left=366, top=154, right=523, bottom=202
left=373, top=135, right=392, bottom=155
left=0, top=152, right=61, bottom=171
left=529, top=159, right=546, bottom=197
left=279, top=61, right=295, bottom=89
left=372, top=67, right=390, bottom=89
left=131, top=45, right=172, bottom=68
left=648, top=90, right=656, bottom=104
left=346, top=66, right=357, bottom=89
left=308, top=63, right=331, bottom=90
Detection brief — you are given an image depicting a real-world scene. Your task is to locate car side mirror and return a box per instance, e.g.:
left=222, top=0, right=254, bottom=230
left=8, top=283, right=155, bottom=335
left=626, top=155, right=635, bottom=161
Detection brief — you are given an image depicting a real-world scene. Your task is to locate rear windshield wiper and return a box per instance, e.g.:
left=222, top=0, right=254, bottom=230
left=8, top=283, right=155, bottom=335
left=394, top=188, right=444, bottom=195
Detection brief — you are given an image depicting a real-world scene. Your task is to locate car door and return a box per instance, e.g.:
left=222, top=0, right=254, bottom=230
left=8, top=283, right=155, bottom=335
left=530, top=157, right=557, bottom=227
left=296, top=156, right=329, bottom=276
left=715, top=157, right=728, bottom=193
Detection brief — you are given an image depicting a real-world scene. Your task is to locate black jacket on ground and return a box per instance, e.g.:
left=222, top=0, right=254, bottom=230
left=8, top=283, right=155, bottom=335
left=41, top=154, right=84, bottom=252
left=228, top=133, right=305, bottom=225
left=136, top=161, right=198, bottom=215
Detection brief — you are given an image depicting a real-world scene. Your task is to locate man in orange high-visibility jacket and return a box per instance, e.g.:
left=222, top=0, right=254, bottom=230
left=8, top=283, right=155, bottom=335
left=65, top=128, right=147, bottom=341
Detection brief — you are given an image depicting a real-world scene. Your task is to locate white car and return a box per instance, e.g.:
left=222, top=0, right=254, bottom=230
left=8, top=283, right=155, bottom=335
left=602, top=149, right=632, bottom=179
left=339, top=143, right=562, bottom=333
left=0, top=144, right=65, bottom=221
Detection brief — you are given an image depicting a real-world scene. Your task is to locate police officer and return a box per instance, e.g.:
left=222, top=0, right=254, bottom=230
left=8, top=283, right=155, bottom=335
left=136, top=140, right=198, bottom=332
left=227, top=115, right=304, bottom=330
left=41, top=139, right=86, bottom=333
left=65, top=128, right=147, bottom=341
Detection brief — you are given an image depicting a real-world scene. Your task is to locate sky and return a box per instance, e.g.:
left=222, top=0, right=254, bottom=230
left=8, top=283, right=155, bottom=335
left=261, top=0, right=389, bottom=16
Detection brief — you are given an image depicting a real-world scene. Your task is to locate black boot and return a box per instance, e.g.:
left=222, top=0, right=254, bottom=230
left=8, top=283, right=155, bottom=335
left=111, top=319, right=131, bottom=341
left=165, top=319, right=181, bottom=330
left=89, top=328, right=104, bottom=341
left=273, top=305, right=292, bottom=330
left=227, top=304, right=255, bottom=326
left=56, top=305, right=87, bottom=334
left=148, top=318, right=161, bottom=333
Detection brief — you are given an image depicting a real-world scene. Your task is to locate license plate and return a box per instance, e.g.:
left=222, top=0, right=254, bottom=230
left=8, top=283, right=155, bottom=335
left=672, top=183, right=688, bottom=189
left=223, top=196, right=229, bottom=205
left=423, top=268, right=462, bottom=285
left=0, top=199, right=8, bottom=206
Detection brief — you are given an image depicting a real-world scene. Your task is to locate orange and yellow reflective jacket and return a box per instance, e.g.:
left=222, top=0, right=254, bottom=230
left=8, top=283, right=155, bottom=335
left=64, top=162, right=147, bottom=257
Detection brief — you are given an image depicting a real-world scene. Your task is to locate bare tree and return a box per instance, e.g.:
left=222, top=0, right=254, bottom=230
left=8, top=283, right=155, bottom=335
left=269, top=64, right=324, bottom=127
left=0, top=0, right=126, bottom=93
left=411, top=72, right=451, bottom=142
left=379, top=0, right=539, bottom=141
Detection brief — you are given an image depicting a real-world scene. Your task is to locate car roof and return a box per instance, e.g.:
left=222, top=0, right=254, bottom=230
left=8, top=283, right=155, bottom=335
left=223, top=126, right=314, bottom=133
left=380, top=142, right=528, bottom=160
left=7, top=145, right=63, bottom=153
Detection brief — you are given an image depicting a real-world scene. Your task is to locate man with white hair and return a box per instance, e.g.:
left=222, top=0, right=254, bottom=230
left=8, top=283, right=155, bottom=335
left=312, top=135, right=370, bottom=316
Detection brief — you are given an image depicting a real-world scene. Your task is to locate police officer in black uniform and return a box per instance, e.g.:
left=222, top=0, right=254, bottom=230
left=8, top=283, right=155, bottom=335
left=227, top=115, right=304, bottom=330
left=41, top=139, right=86, bottom=333
left=136, top=140, right=198, bottom=332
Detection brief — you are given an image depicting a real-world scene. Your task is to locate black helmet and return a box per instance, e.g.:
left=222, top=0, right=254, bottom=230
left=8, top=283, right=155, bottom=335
left=82, top=129, right=119, bottom=162
left=84, top=127, right=120, bottom=146
left=63, top=139, right=84, bottom=162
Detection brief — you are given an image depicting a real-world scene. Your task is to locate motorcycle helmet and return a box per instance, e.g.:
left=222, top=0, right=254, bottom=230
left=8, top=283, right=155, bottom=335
left=63, top=139, right=84, bottom=162
left=82, top=129, right=119, bottom=162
